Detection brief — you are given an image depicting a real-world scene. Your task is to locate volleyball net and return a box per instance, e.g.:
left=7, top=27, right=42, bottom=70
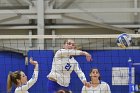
left=0, top=34, right=140, bottom=93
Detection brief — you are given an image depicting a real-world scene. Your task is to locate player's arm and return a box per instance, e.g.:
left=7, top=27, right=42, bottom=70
left=80, top=51, right=92, bottom=62
left=29, top=57, right=39, bottom=80
left=56, top=49, right=92, bottom=61
left=56, top=49, right=82, bottom=56
left=73, top=59, right=90, bottom=87
left=17, top=58, right=39, bottom=91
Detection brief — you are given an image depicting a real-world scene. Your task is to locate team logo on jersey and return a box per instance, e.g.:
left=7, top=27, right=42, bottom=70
left=65, top=63, right=71, bottom=71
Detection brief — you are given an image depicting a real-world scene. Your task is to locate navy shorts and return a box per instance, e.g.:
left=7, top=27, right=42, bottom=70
left=47, top=79, right=70, bottom=93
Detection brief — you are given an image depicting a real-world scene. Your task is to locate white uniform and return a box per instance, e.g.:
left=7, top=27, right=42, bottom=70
left=15, top=70, right=38, bottom=93
left=47, top=49, right=87, bottom=87
left=81, top=81, right=111, bottom=93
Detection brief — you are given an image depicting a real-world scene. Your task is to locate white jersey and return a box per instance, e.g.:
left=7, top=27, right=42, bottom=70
left=15, top=70, right=38, bottom=93
left=47, top=49, right=87, bottom=87
left=81, top=81, right=111, bottom=93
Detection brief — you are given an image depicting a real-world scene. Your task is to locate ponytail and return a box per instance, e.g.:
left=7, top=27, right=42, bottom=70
left=7, top=71, right=21, bottom=92
left=7, top=72, right=12, bottom=93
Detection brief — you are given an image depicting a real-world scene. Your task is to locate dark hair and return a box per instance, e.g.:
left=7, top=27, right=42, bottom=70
left=7, top=71, right=22, bottom=92
left=56, top=89, right=71, bottom=93
left=90, top=67, right=101, bottom=80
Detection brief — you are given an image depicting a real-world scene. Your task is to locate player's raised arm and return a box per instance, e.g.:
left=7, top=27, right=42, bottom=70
left=7, top=57, right=39, bottom=93
left=30, top=57, right=39, bottom=71
left=80, top=51, right=93, bottom=62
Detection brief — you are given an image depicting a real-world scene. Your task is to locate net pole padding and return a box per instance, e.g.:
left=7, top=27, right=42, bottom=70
left=128, top=57, right=133, bottom=93
left=0, top=34, right=139, bottom=39
left=25, top=56, right=28, bottom=65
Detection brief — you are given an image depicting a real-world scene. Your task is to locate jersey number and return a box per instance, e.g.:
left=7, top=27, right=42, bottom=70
left=65, top=63, right=71, bottom=71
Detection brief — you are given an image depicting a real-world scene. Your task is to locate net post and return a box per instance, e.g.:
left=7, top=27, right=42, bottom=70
left=128, top=57, right=133, bottom=93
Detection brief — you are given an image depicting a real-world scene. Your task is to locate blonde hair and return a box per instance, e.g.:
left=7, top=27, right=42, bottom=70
left=7, top=71, right=21, bottom=92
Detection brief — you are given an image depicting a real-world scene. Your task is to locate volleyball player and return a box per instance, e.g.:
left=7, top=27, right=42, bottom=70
left=7, top=57, right=39, bottom=93
left=81, top=67, right=111, bottom=93
left=47, top=39, right=93, bottom=93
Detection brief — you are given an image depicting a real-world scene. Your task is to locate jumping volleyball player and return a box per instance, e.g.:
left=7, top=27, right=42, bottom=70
left=47, top=39, right=93, bottom=93
left=7, top=57, right=39, bottom=93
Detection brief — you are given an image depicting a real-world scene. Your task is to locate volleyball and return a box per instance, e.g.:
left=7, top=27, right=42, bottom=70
left=116, top=33, right=132, bottom=48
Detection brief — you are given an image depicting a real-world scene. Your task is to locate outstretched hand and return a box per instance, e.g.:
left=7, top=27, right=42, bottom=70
left=83, top=81, right=91, bottom=88
left=30, top=57, right=38, bottom=65
left=84, top=52, right=93, bottom=62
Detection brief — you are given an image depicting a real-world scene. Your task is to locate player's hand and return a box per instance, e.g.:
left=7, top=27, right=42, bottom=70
left=30, top=57, right=38, bottom=65
left=85, top=52, right=93, bottom=62
left=83, top=81, right=91, bottom=88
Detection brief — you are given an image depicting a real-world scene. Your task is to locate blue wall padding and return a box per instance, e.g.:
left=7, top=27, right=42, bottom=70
left=27, top=50, right=54, bottom=93
left=0, top=51, right=25, bottom=93
left=0, top=50, right=140, bottom=93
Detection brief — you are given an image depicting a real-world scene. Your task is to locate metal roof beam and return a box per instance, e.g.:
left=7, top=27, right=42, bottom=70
left=63, top=14, right=134, bottom=33
left=2, top=8, right=140, bottom=14
left=22, top=0, right=34, bottom=6
left=0, top=14, right=61, bottom=23
left=7, top=0, right=21, bottom=6
left=57, top=0, right=76, bottom=9
left=0, top=15, right=21, bottom=23
left=0, top=24, right=140, bottom=29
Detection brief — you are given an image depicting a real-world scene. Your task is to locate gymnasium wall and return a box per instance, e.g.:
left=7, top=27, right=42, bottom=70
left=0, top=50, right=140, bottom=93
left=0, top=51, right=26, bottom=93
